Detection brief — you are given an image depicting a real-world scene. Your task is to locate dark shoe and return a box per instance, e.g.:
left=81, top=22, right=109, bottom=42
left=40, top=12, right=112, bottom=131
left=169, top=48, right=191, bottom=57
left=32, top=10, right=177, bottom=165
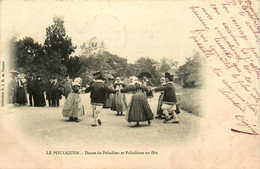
left=148, top=120, right=151, bottom=125
left=163, top=118, right=171, bottom=123
left=97, top=119, right=102, bottom=125
left=69, top=117, right=74, bottom=121
left=155, top=115, right=163, bottom=119
left=172, top=120, right=180, bottom=123
left=134, top=122, right=140, bottom=127
left=73, top=118, right=79, bottom=122
left=92, top=123, right=97, bottom=127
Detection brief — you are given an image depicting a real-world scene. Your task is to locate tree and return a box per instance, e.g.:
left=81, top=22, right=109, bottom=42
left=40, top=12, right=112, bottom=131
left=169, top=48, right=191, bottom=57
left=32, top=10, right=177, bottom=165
left=176, top=51, right=203, bottom=88
left=44, top=50, right=67, bottom=77
left=80, top=37, right=105, bottom=58
left=66, top=56, right=84, bottom=78
left=13, top=37, right=45, bottom=75
left=135, top=57, right=160, bottom=85
left=79, top=37, right=107, bottom=74
left=104, top=51, right=128, bottom=77
left=44, top=16, right=75, bottom=65
left=158, top=58, right=171, bottom=72
left=125, top=63, right=139, bottom=77
left=79, top=38, right=128, bottom=77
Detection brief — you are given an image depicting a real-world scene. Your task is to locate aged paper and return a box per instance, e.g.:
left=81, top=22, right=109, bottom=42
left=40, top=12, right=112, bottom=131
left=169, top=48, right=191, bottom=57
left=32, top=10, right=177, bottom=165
left=0, top=0, right=259, bottom=168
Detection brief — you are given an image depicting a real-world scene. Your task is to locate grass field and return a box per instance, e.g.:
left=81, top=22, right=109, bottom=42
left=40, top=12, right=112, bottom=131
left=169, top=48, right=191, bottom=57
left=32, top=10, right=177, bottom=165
left=175, top=84, right=202, bottom=116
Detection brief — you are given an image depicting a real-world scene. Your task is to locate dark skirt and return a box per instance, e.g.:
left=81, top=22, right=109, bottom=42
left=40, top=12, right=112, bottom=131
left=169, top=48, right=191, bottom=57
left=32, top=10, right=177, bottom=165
left=111, top=92, right=127, bottom=112
left=14, top=87, right=28, bottom=105
left=156, top=93, right=164, bottom=115
left=103, top=93, right=113, bottom=108
left=127, top=92, right=153, bottom=122
left=34, top=91, right=46, bottom=107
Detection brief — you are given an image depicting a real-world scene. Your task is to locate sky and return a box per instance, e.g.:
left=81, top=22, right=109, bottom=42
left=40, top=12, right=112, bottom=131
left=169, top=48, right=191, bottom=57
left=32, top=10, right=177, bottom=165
left=1, top=1, right=199, bottom=65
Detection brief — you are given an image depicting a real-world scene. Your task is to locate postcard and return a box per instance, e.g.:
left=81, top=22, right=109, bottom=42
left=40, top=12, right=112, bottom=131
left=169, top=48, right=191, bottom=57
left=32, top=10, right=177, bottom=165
left=0, top=0, right=259, bottom=168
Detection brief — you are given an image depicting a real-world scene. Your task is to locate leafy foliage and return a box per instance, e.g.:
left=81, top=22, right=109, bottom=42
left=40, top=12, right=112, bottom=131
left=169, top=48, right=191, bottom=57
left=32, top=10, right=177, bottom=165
left=11, top=16, right=203, bottom=89
left=13, top=37, right=45, bottom=75
left=44, top=16, right=75, bottom=65
left=176, top=52, right=203, bottom=88
left=158, top=58, right=172, bottom=72
left=135, top=57, right=160, bottom=85
left=80, top=37, right=105, bottom=57
left=66, top=56, right=84, bottom=78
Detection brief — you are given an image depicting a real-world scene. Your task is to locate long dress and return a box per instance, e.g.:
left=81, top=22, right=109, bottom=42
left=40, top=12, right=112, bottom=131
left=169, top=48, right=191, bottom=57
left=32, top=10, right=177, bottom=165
left=62, top=92, right=85, bottom=118
left=103, top=82, right=114, bottom=108
left=34, top=79, right=46, bottom=107
left=111, top=82, right=127, bottom=113
left=16, top=78, right=28, bottom=105
left=121, top=85, right=153, bottom=123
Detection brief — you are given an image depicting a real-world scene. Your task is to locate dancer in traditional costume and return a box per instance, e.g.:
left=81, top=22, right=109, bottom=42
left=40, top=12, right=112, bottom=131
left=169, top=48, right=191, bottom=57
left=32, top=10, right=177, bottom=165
left=103, top=78, right=114, bottom=108
left=74, top=77, right=82, bottom=88
left=85, top=72, right=117, bottom=127
left=153, top=72, right=180, bottom=123
left=120, top=81, right=153, bottom=126
left=155, top=77, right=166, bottom=119
left=139, top=72, right=154, bottom=98
left=111, top=77, right=128, bottom=116
left=62, top=82, right=85, bottom=122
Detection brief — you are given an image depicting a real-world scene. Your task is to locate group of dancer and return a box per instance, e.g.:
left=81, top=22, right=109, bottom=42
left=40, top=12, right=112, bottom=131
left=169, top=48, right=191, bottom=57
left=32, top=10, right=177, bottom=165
left=62, top=71, right=180, bottom=127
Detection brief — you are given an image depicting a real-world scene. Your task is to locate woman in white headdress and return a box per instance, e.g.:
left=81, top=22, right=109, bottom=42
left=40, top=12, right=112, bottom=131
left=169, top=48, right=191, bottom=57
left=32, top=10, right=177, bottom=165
left=111, top=77, right=128, bottom=116
left=62, top=81, right=85, bottom=122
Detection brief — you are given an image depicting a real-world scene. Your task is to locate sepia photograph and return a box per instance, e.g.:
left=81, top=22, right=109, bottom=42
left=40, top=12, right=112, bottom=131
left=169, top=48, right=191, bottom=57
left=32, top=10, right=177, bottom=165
left=0, top=0, right=259, bottom=168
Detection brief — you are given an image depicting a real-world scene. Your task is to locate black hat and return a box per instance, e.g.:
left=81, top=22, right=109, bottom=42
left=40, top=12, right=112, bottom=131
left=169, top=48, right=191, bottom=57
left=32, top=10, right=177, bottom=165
left=104, top=73, right=115, bottom=80
left=93, top=72, right=107, bottom=80
left=165, top=72, right=173, bottom=81
left=138, top=72, right=152, bottom=79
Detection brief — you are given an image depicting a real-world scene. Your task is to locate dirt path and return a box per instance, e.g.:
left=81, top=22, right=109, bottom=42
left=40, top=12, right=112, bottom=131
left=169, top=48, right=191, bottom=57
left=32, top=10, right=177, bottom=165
left=2, top=93, right=201, bottom=149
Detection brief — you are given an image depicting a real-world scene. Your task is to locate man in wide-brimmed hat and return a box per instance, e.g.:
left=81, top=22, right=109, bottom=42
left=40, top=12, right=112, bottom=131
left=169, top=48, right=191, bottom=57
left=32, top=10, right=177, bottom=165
left=152, top=72, right=180, bottom=123
left=85, top=72, right=117, bottom=127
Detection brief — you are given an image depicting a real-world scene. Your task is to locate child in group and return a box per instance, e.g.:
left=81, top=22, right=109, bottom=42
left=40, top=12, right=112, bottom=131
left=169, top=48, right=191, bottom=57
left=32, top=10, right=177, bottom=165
left=62, top=82, right=85, bottom=122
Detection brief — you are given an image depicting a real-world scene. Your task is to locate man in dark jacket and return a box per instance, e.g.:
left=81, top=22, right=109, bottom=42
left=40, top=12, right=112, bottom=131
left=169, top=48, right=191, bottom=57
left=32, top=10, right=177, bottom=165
left=85, top=73, right=117, bottom=127
left=153, top=72, right=179, bottom=123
